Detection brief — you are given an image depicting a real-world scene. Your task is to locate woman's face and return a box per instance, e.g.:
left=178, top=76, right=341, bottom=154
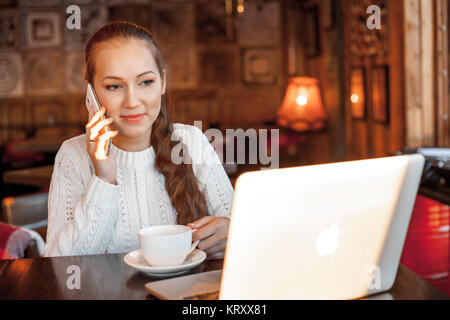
left=92, top=37, right=166, bottom=140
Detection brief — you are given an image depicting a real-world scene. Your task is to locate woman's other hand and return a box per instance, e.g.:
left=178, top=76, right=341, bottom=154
left=188, top=216, right=230, bottom=260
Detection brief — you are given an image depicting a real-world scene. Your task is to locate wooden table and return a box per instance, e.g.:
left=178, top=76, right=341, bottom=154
left=0, top=253, right=448, bottom=300
left=2, top=165, right=54, bottom=189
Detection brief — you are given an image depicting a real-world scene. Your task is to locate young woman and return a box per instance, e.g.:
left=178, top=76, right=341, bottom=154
left=44, top=22, right=234, bottom=259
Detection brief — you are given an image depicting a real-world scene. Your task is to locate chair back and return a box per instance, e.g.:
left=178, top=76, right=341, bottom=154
left=1, top=192, right=48, bottom=231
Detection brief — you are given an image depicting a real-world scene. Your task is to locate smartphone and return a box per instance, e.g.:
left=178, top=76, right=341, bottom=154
left=85, top=83, right=111, bottom=156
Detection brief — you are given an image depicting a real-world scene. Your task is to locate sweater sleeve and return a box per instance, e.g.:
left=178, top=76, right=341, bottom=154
left=189, top=126, right=234, bottom=218
left=44, top=141, right=121, bottom=257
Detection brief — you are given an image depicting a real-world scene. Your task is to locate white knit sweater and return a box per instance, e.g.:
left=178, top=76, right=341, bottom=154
left=44, top=123, right=234, bottom=257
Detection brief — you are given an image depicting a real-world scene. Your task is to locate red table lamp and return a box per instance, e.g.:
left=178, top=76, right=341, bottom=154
left=277, top=77, right=327, bottom=132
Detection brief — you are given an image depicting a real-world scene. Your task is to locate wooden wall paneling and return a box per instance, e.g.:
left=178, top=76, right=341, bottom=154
left=66, top=94, right=85, bottom=125
left=0, top=99, right=9, bottom=144
left=343, top=0, right=405, bottom=159
left=296, top=131, right=331, bottom=165
left=366, top=64, right=377, bottom=157
left=335, top=0, right=348, bottom=162
left=436, top=0, right=449, bottom=147
left=0, top=98, right=30, bottom=130
left=404, top=0, right=422, bottom=147
left=285, top=0, right=298, bottom=77
left=280, top=0, right=289, bottom=90
left=31, top=98, right=65, bottom=127
left=63, top=94, right=85, bottom=138
left=323, top=5, right=346, bottom=163
left=8, top=101, right=27, bottom=128
left=373, top=126, right=385, bottom=157
left=356, top=121, right=369, bottom=159
left=388, top=1, right=406, bottom=154
left=296, top=0, right=334, bottom=164
left=360, top=121, right=370, bottom=159
left=8, top=128, right=26, bottom=141
left=421, top=0, right=435, bottom=146
left=342, top=0, right=369, bottom=160
left=404, top=0, right=436, bottom=147
left=342, top=0, right=353, bottom=159
left=0, top=100, right=10, bottom=128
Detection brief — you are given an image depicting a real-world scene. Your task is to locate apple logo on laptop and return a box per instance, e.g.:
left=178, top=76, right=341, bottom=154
left=315, top=223, right=341, bottom=256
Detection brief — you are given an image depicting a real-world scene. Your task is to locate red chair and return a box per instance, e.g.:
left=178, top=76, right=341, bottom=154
left=401, top=194, right=449, bottom=295
left=0, top=222, right=45, bottom=259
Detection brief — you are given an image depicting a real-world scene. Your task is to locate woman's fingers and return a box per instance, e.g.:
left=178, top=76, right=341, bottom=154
left=204, top=239, right=227, bottom=255
left=86, top=106, right=107, bottom=143
left=188, top=216, right=214, bottom=229
left=188, top=216, right=215, bottom=229
left=198, top=231, right=225, bottom=251
left=86, top=106, right=106, bottom=128
left=89, top=117, right=114, bottom=140
left=94, top=130, right=118, bottom=160
left=192, top=220, right=216, bottom=242
left=189, top=216, right=230, bottom=254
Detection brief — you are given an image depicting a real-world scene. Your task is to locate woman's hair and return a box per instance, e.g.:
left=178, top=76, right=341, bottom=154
left=85, top=21, right=208, bottom=225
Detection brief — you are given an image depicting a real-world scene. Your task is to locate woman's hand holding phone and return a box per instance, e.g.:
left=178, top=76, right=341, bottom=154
left=85, top=106, right=118, bottom=185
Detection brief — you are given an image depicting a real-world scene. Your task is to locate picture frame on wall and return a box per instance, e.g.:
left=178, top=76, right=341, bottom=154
left=24, top=11, right=62, bottom=49
left=241, top=47, right=277, bottom=85
left=195, top=0, right=232, bottom=44
left=0, top=53, right=24, bottom=98
left=350, top=67, right=366, bottom=119
left=303, top=6, right=321, bottom=57
left=371, top=65, right=390, bottom=124
left=25, top=51, right=64, bottom=95
left=0, top=9, right=20, bottom=51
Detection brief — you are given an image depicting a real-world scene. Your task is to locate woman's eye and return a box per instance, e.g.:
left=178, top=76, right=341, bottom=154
left=140, top=80, right=154, bottom=86
left=106, top=84, right=121, bottom=90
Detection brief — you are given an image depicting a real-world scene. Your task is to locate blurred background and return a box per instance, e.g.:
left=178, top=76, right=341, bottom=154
left=0, top=0, right=449, bottom=294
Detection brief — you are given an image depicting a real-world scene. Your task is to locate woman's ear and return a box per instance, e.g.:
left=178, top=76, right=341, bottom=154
left=161, top=69, right=166, bottom=95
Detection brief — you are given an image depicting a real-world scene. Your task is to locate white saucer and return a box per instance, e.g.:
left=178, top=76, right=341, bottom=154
left=124, top=249, right=206, bottom=278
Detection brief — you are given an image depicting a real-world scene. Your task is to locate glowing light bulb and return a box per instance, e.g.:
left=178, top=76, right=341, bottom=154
left=296, top=95, right=308, bottom=106
left=351, top=94, right=359, bottom=103
left=237, top=0, right=244, bottom=14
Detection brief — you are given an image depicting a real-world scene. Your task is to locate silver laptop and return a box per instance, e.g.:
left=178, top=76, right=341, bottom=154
left=146, top=154, right=425, bottom=300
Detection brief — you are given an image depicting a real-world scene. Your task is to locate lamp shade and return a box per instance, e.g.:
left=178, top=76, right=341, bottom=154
left=277, top=77, right=327, bottom=131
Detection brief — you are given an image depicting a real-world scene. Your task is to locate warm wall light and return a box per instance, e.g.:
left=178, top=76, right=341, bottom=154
left=277, top=77, right=327, bottom=132
left=237, top=0, right=245, bottom=14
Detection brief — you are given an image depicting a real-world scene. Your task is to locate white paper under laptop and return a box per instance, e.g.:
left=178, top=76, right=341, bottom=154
left=146, top=154, right=425, bottom=300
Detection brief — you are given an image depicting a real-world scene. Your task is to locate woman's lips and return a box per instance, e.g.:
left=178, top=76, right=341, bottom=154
left=121, top=114, right=144, bottom=123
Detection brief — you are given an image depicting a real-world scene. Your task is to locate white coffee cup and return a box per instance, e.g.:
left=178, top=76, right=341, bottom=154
left=138, top=225, right=199, bottom=267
